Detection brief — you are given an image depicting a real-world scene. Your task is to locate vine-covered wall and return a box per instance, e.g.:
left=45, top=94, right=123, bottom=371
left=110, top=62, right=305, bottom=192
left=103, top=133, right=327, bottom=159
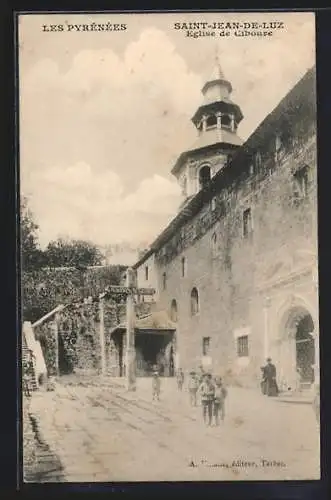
left=34, top=299, right=118, bottom=376
left=22, top=265, right=126, bottom=323
left=33, top=298, right=155, bottom=377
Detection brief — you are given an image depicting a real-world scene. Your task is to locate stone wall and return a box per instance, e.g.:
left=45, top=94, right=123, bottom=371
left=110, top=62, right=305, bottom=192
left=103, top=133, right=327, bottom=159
left=150, top=104, right=317, bottom=387
left=34, top=299, right=122, bottom=376
left=33, top=297, right=156, bottom=378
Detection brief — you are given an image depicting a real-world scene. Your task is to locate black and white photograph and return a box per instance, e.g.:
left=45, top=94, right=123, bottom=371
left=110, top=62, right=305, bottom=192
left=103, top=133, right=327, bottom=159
left=19, top=11, right=319, bottom=482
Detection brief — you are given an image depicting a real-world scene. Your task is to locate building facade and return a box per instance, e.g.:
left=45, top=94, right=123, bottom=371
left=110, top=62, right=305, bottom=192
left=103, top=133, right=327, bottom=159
left=133, top=60, right=318, bottom=390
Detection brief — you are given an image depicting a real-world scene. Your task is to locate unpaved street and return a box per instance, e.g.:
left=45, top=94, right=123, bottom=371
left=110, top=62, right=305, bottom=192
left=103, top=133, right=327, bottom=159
left=24, top=376, right=320, bottom=482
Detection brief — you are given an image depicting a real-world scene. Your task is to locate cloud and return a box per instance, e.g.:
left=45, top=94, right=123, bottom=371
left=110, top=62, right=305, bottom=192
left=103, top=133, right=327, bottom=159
left=22, top=161, right=181, bottom=248
left=23, top=28, right=202, bottom=112
left=20, top=21, right=316, bottom=250
left=20, top=28, right=201, bottom=248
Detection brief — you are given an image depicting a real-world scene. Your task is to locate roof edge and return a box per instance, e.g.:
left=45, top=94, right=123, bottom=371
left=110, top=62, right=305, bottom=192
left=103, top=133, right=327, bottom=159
left=132, top=248, right=155, bottom=270
left=134, top=66, right=316, bottom=269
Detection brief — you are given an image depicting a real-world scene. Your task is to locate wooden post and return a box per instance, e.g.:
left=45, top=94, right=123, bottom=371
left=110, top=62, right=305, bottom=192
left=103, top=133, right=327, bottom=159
left=126, top=267, right=136, bottom=391
left=99, top=296, right=106, bottom=376
left=54, top=313, right=60, bottom=377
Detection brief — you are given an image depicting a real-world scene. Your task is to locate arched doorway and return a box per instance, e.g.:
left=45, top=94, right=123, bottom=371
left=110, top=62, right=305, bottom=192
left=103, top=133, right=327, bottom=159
left=280, top=305, right=315, bottom=388
left=295, top=313, right=315, bottom=383
left=199, top=165, right=211, bottom=189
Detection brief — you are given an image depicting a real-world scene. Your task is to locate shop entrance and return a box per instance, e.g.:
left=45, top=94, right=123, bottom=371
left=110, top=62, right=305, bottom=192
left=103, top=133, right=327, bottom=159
left=135, top=330, right=174, bottom=377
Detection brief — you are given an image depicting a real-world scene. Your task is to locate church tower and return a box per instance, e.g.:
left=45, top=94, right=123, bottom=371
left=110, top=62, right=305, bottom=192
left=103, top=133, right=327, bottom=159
left=171, top=54, right=244, bottom=207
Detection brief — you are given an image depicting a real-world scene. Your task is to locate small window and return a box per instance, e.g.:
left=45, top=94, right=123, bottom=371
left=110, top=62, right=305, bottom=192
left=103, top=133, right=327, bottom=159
left=243, top=208, right=253, bottom=238
left=249, top=164, right=254, bottom=175
left=162, top=272, right=167, bottom=290
left=237, top=335, right=249, bottom=357
left=274, top=134, right=283, bottom=162
left=145, top=266, right=149, bottom=281
left=293, top=166, right=309, bottom=200
left=199, top=165, right=211, bottom=190
left=211, top=197, right=217, bottom=211
left=211, top=232, right=217, bottom=258
left=170, top=299, right=178, bottom=322
left=221, top=114, right=231, bottom=128
left=254, top=151, right=262, bottom=170
left=181, top=256, right=186, bottom=278
left=202, top=337, right=211, bottom=356
left=206, top=115, right=217, bottom=128
left=190, top=287, right=199, bottom=316
left=219, top=200, right=226, bottom=217
left=275, top=134, right=282, bottom=153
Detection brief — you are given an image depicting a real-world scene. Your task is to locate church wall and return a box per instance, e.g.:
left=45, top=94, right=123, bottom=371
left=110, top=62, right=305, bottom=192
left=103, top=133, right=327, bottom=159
left=136, top=253, right=158, bottom=303
left=150, top=110, right=317, bottom=387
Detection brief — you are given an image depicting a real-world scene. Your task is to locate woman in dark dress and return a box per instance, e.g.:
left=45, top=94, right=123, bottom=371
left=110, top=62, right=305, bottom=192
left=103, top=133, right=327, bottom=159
left=264, top=358, right=279, bottom=397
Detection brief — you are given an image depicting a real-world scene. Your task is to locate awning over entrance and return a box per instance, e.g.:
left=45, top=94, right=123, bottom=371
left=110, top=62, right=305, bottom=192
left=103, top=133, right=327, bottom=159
left=109, top=310, right=177, bottom=336
left=108, top=311, right=176, bottom=377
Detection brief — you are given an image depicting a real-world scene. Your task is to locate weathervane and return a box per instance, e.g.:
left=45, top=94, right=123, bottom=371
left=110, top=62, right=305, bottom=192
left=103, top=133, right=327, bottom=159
left=214, top=43, right=220, bottom=64
left=213, top=44, right=225, bottom=80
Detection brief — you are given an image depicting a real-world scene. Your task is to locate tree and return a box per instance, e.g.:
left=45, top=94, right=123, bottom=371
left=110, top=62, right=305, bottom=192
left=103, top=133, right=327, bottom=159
left=44, top=238, right=104, bottom=269
left=21, top=196, right=45, bottom=270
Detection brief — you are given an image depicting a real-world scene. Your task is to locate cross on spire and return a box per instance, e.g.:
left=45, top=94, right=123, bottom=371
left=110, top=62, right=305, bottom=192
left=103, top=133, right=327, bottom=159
left=206, top=45, right=226, bottom=83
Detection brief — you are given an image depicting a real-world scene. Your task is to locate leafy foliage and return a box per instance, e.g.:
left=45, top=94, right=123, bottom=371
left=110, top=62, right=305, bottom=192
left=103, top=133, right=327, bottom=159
left=20, top=197, right=128, bottom=322
left=20, top=196, right=45, bottom=270
left=44, top=238, right=104, bottom=269
left=22, top=265, right=127, bottom=323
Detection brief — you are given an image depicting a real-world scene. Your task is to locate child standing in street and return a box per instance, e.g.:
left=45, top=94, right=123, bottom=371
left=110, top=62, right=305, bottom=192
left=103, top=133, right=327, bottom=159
left=176, top=368, right=185, bottom=391
left=198, top=373, right=215, bottom=426
left=213, top=377, right=227, bottom=425
left=188, top=371, right=199, bottom=407
left=152, top=371, right=161, bottom=401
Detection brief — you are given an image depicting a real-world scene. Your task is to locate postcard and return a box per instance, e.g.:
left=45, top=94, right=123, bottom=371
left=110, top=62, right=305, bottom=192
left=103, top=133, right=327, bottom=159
left=19, top=10, right=319, bottom=483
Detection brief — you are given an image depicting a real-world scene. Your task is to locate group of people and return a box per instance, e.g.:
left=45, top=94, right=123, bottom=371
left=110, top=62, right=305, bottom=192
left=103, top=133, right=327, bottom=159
left=152, top=366, right=228, bottom=427
left=152, top=358, right=281, bottom=425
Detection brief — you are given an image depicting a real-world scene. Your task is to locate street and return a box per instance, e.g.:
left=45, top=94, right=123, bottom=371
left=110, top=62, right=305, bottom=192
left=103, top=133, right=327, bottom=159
left=24, top=375, right=320, bottom=482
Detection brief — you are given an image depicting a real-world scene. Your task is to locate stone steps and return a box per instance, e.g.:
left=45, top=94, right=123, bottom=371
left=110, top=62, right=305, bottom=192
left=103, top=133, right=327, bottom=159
left=276, top=390, right=314, bottom=404
left=22, top=344, right=38, bottom=392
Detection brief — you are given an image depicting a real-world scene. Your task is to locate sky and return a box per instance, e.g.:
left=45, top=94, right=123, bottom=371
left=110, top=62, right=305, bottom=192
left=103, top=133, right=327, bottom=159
left=19, top=12, right=316, bottom=250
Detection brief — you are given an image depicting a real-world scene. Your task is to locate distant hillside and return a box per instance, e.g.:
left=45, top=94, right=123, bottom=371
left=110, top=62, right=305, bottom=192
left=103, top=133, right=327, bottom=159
left=100, top=242, right=150, bottom=266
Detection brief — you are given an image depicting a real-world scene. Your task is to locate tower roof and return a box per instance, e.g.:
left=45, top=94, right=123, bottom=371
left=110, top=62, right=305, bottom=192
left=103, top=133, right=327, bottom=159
left=201, top=53, right=232, bottom=95
left=208, top=55, right=226, bottom=80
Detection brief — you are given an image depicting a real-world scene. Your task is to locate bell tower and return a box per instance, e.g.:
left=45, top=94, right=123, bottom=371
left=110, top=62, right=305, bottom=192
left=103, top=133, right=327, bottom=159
left=171, top=52, right=244, bottom=207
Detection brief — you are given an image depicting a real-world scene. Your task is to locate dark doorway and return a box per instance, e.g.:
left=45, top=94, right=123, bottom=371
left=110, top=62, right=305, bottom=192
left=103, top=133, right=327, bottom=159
left=58, top=333, right=74, bottom=375
left=199, top=166, right=211, bottom=189
left=295, top=314, right=315, bottom=384
left=135, top=332, right=173, bottom=376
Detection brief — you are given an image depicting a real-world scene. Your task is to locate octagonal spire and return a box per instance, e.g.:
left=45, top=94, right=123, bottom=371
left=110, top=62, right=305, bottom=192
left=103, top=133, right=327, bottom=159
left=202, top=49, right=232, bottom=96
